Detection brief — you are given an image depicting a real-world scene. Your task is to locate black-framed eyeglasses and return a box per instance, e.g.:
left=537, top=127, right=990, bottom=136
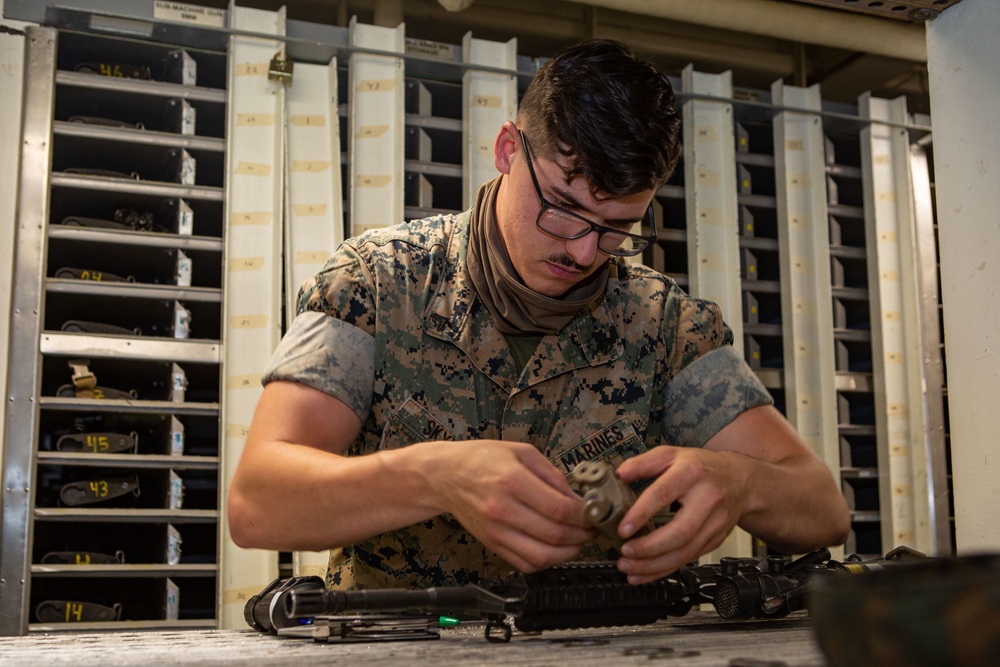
left=519, top=130, right=656, bottom=257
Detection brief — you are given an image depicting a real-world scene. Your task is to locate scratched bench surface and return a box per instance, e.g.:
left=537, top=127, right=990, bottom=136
left=0, top=612, right=825, bottom=666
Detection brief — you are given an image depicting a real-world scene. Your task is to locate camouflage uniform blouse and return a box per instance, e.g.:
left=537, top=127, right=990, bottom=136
left=262, top=210, right=772, bottom=590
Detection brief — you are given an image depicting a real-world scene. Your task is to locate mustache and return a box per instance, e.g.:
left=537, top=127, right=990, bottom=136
left=548, top=254, right=590, bottom=272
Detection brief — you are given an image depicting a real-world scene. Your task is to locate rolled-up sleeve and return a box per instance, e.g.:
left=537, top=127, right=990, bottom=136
left=262, top=310, right=375, bottom=422
left=662, top=345, right=772, bottom=447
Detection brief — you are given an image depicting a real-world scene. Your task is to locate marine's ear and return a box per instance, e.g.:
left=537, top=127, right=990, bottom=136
left=494, top=121, right=520, bottom=175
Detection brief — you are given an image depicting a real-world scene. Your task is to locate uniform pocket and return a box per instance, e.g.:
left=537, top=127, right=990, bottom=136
left=379, top=396, right=456, bottom=450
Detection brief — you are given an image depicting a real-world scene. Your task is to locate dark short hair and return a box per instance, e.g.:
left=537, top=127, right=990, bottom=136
left=517, top=38, right=681, bottom=197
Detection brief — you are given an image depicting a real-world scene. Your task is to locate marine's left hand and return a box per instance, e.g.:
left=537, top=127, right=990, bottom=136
left=613, top=445, right=750, bottom=584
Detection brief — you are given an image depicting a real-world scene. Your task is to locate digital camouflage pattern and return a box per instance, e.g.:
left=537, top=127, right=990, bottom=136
left=263, top=209, right=772, bottom=590
left=811, top=553, right=1000, bottom=666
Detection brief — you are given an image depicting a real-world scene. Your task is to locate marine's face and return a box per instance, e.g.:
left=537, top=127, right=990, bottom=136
left=493, top=123, right=654, bottom=298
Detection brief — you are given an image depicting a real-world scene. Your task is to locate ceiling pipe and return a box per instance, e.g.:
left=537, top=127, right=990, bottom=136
left=566, top=0, right=928, bottom=62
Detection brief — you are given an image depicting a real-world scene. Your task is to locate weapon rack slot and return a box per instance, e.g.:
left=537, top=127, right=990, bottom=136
left=37, top=411, right=218, bottom=457
left=402, top=79, right=464, bottom=219
left=43, top=293, right=221, bottom=341
left=49, top=187, right=224, bottom=238
left=29, top=576, right=215, bottom=623
left=15, top=25, right=228, bottom=631
left=55, top=30, right=228, bottom=90
left=51, top=133, right=225, bottom=187
left=30, top=521, right=214, bottom=565
left=54, top=85, right=226, bottom=138
left=40, top=357, right=220, bottom=403
left=47, top=239, right=221, bottom=287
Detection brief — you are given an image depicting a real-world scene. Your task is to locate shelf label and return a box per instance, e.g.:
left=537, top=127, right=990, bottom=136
left=236, top=113, right=276, bottom=127
left=291, top=160, right=333, bottom=172
left=694, top=126, right=718, bottom=143
left=296, top=250, right=329, bottom=264
left=235, top=161, right=272, bottom=177
left=230, top=211, right=272, bottom=226
left=695, top=168, right=719, bottom=187
left=227, top=374, right=262, bottom=390
left=356, top=124, right=389, bottom=139
left=472, top=94, right=501, bottom=109
left=235, top=63, right=270, bottom=77
left=698, top=208, right=724, bottom=226
left=229, top=257, right=265, bottom=271
left=291, top=114, right=326, bottom=127
left=170, top=416, right=185, bottom=456
left=405, top=38, right=452, bottom=60
left=356, top=79, right=396, bottom=92
left=230, top=315, right=268, bottom=329
left=293, top=203, right=328, bottom=217
left=171, top=362, right=188, bottom=401
left=788, top=172, right=812, bottom=189
left=154, top=2, right=224, bottom=26
left=356, top=174, right=392, bottom=188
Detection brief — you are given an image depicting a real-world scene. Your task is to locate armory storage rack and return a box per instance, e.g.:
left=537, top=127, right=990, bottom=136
left=3, top=25, right=227, bottom=632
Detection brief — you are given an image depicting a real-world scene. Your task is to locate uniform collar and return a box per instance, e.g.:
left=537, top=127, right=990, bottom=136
left=424, top=211, right=624, bottom=394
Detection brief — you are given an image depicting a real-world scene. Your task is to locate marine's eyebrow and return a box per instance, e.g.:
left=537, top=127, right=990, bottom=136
left=547, top=182, right=645, bottom=226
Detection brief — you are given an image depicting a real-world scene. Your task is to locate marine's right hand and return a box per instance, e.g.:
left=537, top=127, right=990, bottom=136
left=410, top=439, right=595, bottom=573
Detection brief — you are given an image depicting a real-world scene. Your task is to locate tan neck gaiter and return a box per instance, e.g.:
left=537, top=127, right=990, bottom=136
left=467, top=176, right=608, bottom=336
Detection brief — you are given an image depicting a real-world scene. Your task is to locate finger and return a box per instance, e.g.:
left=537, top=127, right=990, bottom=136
left=514, top=445, right=581, bottom=499
left=463, top=501, right=587, bottom=572
left=466, top=476, right=594, bottom=546
left=618, top=504, right=730, bottom=582
left=618, top=461, right=696, bottom=539
left=615, top=445, right=680, bottom=483
left=620, top=527, right=728, bottom=584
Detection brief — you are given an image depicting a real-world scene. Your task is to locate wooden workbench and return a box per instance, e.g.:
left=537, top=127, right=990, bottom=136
left=0, top=612, right=826, bottom=666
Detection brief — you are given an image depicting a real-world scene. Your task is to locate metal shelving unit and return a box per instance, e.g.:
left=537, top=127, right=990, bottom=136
left=1, top=24, right=226, bottom=634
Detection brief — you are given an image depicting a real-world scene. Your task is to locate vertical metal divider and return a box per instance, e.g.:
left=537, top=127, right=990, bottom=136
left=218, top=4, right=285, bottom=629
left=0, top=18, right=28, bottom=491
left=348, top=18, right=405, bottom=235
left=0, top=25, right=56, bottom=637
left=284, top=57, right=344, bottom=579
left=859, top=93, right=934, bottom=555
left=681, top=66, right=751, bottom=561
left=461, top=33, right=517, bottom=208
left=771, top=81, right=842, bottom=560
left=908, top=143, right=952, bottom=555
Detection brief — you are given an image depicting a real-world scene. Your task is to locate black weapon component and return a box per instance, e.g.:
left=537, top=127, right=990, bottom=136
left=53, top=266, right=136, bottom=283
left=245, top=575, right=327, bottom=633
left=114, top=207, right=161, bottom=232
left=56, top=384, right=139, bottom=400
left=61, top=320, right=142, bottom=336
left=59, top=476, right=141, bottom=506
left=247, top=548, right=937, bottom=645
left=67, top=115, right=145, bottom=130
left=699, top=546, right=931, bottom=621
left=63, top=167, right=141, bottom=180
left=699, top=550, right=829, bottom=620
left=57, top=208, right=160, bottom=233
left=74, top=61, right=151, bottom=79
left=56, top=384, right=139, bottom=401
left=58, top=215, right=132, bottom=231
left=295, top=615, right=445, bottom=643
left=56, top=431, right=138, bottom=454
left=41, top=550, right=125, bottom=565
left=279, top=562, right=694, bottom=643
left=36, top=600, right=122, bottom=623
